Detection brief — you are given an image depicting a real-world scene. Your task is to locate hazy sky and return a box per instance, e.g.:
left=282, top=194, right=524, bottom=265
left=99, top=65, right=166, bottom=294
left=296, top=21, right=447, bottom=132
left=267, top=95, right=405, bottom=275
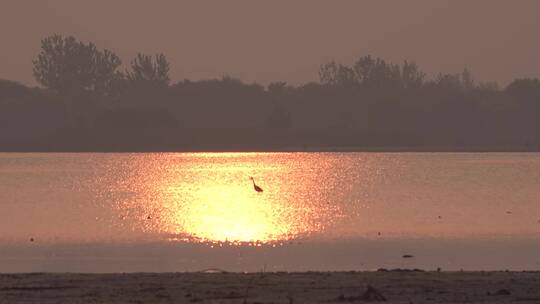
left=1, top=0, right=540, bottom=87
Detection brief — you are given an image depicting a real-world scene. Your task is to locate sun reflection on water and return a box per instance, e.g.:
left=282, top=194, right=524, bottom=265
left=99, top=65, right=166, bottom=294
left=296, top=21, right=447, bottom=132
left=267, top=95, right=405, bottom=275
left=174, top=184, right=292, bottom=242
left=107, top=153, right=336, bottom=245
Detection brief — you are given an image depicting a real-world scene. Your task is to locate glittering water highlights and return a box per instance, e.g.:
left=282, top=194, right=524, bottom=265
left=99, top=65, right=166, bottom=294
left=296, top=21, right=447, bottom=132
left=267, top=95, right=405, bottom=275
left=96, top=153, right=343, bottom=244
left=2, top=152, right=540, bottom=245
left=2, top=152, right=540, bottom=272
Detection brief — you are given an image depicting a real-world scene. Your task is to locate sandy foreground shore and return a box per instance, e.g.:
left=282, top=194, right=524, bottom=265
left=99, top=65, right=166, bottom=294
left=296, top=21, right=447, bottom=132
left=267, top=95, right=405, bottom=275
left=1, top=271, right=540, bottom=303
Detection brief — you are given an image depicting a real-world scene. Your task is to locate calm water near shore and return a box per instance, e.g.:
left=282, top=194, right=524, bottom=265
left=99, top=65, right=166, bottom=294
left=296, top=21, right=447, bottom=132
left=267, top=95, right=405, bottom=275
left=1, top=152, right=540, bottom=272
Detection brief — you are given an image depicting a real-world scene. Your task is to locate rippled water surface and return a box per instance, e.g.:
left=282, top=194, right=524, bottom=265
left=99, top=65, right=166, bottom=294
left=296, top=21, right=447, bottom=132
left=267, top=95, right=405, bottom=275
left=1, top=152, right=540, bottom=272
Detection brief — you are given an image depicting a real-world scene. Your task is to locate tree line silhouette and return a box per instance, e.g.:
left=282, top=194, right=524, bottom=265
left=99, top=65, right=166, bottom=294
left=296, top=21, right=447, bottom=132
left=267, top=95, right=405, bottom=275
left=1, top=34, right=540, bottom=151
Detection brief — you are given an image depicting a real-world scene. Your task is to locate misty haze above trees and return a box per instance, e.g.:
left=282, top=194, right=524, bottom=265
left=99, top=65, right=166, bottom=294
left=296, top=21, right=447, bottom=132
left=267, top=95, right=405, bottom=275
left=1, top=34, right=540, bottom=151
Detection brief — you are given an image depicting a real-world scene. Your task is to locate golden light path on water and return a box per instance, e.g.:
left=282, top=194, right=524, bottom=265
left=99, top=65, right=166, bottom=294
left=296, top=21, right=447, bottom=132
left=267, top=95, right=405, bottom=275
left=105, top=153, right=341, bottom=244
left=168, top=183, right=295, bottom=243
left=4, top=152, right=540, bottom=246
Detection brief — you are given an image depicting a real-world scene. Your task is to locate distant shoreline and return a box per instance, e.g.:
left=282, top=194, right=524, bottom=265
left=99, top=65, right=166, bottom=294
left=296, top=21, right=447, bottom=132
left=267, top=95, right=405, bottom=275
left=2, top=271, right=539, bottom=303
left=2, top=146, right=540, bottom=153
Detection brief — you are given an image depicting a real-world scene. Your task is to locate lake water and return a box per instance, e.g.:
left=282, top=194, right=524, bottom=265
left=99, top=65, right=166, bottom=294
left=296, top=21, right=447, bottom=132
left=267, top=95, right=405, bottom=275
left=1, top=153, right=540, bottom=272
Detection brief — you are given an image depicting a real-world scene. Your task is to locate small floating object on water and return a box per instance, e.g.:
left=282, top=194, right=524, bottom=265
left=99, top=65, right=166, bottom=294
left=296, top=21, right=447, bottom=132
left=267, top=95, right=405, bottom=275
left=29, top=237, right=34, bottom=242
left=147, top=216, right=152, bottom=220
left=377, top=232, right=381, bottom=236
left=438, top=215, right=442, bottom=219
left=506, top=211, right=512, bottom=214
left=402, top=254, right=414, bottom=258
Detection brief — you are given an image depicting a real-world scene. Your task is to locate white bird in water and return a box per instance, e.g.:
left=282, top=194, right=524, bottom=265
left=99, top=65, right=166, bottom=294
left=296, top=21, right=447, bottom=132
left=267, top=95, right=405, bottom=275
left=250, top=177, right=263, bottom=193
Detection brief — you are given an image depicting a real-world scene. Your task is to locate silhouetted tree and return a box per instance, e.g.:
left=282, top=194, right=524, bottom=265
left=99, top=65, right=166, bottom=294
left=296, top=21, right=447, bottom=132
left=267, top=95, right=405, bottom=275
left=3, top=35, right=540, bottom=151
left=321, top=56, right=425, bottom=91
left=319, top=61, right=339, bottom=85
left=127, top=53, right=170, bottom=87
left=353, top=55, right=401, bottom=89
left=32, top=34, right=122, bottom=97
left=401, top=60, right=425, bottom=89
left=319, top=61, right=356, bottom=86
left=431, top=69, right=475, bottom=93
